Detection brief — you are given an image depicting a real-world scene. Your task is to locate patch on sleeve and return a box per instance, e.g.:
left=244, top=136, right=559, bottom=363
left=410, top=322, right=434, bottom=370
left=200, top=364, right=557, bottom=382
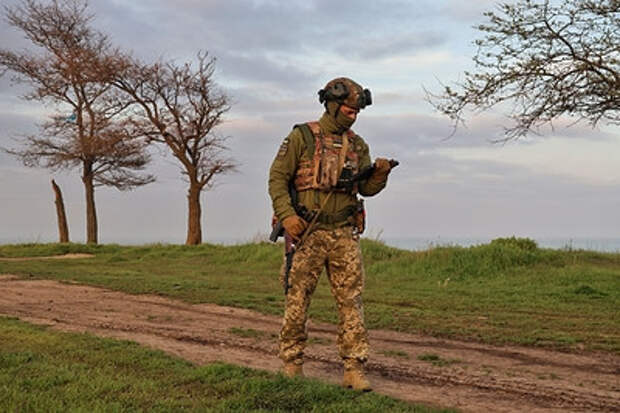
left=277, top=137, right=289, bottom=158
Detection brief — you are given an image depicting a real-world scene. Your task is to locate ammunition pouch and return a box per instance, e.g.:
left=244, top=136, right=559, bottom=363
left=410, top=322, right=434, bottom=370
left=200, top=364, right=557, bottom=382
left=293, top=122, right=360, bottom=194
left=313, top=201, right=364, bottom=231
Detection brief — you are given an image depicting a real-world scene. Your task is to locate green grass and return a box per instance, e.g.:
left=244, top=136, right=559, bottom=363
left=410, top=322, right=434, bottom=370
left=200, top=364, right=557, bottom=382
left=379, top=350, right=410, bottom=359
left=229, top=327, right=267, bottom=339
left=0, top=317, right=451, bottom=412
left=417, top=353, right=459, bottom=367
left=0, top=242, right=118, bottom=258
left=308, top=337, right=333, bottom=346
left=1, top=237, right=618, bottom=353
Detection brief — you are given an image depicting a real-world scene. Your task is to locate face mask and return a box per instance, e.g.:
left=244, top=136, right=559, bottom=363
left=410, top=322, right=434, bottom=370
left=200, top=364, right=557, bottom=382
left=335, top=109, right=355, bottom=130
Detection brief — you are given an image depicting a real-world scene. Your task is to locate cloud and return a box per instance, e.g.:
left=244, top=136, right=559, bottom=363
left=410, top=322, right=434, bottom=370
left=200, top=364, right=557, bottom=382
left=354, top=111, right=515, bottom=155
left=1, top=0, right=618, bottom=244
left=440, top=0, right=498, bottom=22
left=224, top=83, right=324, bottom=126
left=0, top=109, right=40, bottom=136
left=434, top=135, right=620, bottom=187
left=217, top=52, right=320, bottom=88
left=91, top=0, right=450, bottom=77
left=340, top=32, right=447, bottom=60
left=366, top=152, right=620, bottom=238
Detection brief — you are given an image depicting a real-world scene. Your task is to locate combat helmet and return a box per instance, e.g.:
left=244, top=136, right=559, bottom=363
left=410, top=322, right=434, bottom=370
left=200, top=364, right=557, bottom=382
left=318, top=77, right=372, bottom=110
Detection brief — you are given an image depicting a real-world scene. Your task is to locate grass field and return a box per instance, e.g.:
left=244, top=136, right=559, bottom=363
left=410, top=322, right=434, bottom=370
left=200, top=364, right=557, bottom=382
left=0, top=317, right=451, bottom=412
left=0, top=237, right=618, bottom=353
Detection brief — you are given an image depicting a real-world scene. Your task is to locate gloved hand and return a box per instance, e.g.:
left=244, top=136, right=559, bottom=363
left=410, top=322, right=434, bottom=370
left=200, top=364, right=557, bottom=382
left=282, top=215, right=308, bottom=241
left=369, top=157, right=392, bottom=183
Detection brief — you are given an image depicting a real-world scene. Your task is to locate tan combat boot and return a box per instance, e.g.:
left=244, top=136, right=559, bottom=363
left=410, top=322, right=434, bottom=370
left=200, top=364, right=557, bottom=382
left=282, top=361, right=304, bottom=378
left=342, top=359, right=371, bottom=391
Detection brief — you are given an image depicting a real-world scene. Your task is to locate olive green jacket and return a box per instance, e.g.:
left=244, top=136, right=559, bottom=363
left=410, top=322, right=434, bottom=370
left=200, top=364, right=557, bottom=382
left=268, top=112, right=387, bottom=230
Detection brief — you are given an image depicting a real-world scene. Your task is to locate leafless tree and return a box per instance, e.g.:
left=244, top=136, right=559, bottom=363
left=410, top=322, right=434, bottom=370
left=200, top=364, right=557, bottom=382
left=427, top=0, right=619, bottom=141
left=1, top=0, right=154, bottom=244
left=51, top=179, right=69, bottom=243
left=114, top=53, right=237, bottom=245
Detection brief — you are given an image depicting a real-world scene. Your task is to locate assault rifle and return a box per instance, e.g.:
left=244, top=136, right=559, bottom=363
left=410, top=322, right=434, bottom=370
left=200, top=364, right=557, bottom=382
left=270, top=159, right=399, bottom=295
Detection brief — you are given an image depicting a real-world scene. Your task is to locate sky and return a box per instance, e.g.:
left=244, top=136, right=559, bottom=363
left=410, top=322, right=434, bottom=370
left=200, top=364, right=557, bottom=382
left=0, top=0, right=618, bottom=245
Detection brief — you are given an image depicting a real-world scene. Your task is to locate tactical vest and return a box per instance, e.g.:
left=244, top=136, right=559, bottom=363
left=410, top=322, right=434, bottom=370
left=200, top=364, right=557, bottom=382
left=293, top=122, right=360, bottom=194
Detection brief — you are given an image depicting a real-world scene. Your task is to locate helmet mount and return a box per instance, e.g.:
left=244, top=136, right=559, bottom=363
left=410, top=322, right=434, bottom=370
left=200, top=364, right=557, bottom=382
left=318, top=77, right=372, bottom=110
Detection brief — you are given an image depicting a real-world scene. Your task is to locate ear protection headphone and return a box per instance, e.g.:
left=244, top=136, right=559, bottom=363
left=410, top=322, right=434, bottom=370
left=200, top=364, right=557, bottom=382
left=318, top=81, right=372, bottom=109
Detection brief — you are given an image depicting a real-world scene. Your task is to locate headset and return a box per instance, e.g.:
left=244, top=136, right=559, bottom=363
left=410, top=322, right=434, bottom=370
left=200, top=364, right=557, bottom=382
left=318, top=81, right=372, bottom=109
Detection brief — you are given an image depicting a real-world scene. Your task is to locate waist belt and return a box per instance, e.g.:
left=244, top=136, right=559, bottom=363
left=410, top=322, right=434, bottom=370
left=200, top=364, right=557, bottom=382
left=316, top=205, right=356, bottom=225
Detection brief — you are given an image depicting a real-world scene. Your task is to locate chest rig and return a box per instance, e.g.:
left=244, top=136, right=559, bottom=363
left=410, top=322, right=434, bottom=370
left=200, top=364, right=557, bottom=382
left=293, top=122, right=360, bottom=194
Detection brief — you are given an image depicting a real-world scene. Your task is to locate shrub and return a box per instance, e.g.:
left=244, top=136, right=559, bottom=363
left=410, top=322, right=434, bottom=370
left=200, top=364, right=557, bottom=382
left=490, top=237, right=538, bottom=251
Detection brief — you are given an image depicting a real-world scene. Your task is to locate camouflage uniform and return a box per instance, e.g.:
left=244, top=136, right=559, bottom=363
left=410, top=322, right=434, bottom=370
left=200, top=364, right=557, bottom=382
left=268, top=78, right=388, bottom=369
left=279, top=226, right=367, bottom=363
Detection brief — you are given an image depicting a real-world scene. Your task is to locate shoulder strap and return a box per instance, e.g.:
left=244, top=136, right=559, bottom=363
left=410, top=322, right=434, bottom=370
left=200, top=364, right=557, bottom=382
left=293, top=122, right=320, bottom=158
left=345, top=129, right=356, bottom=146
left=346, top=129, right=366, bottom=157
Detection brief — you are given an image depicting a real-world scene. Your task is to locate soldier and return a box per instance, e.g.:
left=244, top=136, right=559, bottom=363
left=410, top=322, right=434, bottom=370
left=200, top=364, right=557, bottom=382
left=268, top=77, right=394, bottom=391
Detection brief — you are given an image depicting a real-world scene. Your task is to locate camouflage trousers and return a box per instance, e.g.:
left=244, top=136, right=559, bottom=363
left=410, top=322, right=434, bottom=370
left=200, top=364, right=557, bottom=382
left=279, top=226, right=368, bottom=364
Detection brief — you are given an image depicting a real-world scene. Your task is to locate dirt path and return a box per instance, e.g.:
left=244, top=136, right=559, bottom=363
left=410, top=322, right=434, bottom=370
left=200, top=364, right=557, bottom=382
left=0, top=274, right=618, bottom=412
left=0, top=253, right=94, bottom=261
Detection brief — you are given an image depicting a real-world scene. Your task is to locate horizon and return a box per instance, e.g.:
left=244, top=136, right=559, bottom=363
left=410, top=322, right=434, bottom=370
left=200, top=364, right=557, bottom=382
left=1, top=235, right=619, bottom=254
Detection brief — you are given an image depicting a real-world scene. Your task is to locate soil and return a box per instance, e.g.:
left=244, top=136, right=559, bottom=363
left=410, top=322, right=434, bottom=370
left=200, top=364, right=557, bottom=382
left=0, top=274, right=618, bottom=412
left=0, top=253, right=94, bottom=261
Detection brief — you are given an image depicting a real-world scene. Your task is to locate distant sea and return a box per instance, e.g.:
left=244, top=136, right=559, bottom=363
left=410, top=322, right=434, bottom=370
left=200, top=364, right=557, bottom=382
left=1, top=235, right=619, bottom=253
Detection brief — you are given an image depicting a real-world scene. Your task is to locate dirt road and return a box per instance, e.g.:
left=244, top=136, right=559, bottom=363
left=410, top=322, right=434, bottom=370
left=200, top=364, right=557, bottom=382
left=0, top=274, right=618, bottom=412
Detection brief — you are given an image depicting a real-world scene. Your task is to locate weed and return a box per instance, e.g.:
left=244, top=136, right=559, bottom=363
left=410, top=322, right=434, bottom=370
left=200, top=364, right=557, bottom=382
left=228, top=327, right=266, bottom=339
left=380, top=349, right=410, bottom=359
left=1, top=240, right=618, bottom=353
left=489, top=237, right=538, bottom=251
left=1, top=317, right=452, bottom=412
left=146, top=315, right=173, bottom=322
left=573, top=285, right=608, bottom=298
left=308, top=336, right=333, bottom=345
left=417, top=353, right=459, bottom=367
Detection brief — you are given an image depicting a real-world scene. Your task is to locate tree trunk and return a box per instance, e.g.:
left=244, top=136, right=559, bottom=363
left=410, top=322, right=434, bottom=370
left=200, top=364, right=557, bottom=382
left=51, top=179, right=69, bottom=243
left=186, top=182, right=202, bottom=245
left=82, top=161, right=98, bottom=244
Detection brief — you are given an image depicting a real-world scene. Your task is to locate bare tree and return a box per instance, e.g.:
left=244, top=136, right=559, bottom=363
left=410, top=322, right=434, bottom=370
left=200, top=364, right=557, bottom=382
left=427, top=0, right=619, bottom=140
left=1, top=0, right=154, bottom=243
left=114, top=53, right=237, bottom=245
left=51, top=179, right=69, bottom=243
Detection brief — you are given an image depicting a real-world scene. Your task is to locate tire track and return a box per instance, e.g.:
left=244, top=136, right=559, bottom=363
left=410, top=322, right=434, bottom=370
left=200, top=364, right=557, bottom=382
left=1, top=275, right=618, bottom=412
